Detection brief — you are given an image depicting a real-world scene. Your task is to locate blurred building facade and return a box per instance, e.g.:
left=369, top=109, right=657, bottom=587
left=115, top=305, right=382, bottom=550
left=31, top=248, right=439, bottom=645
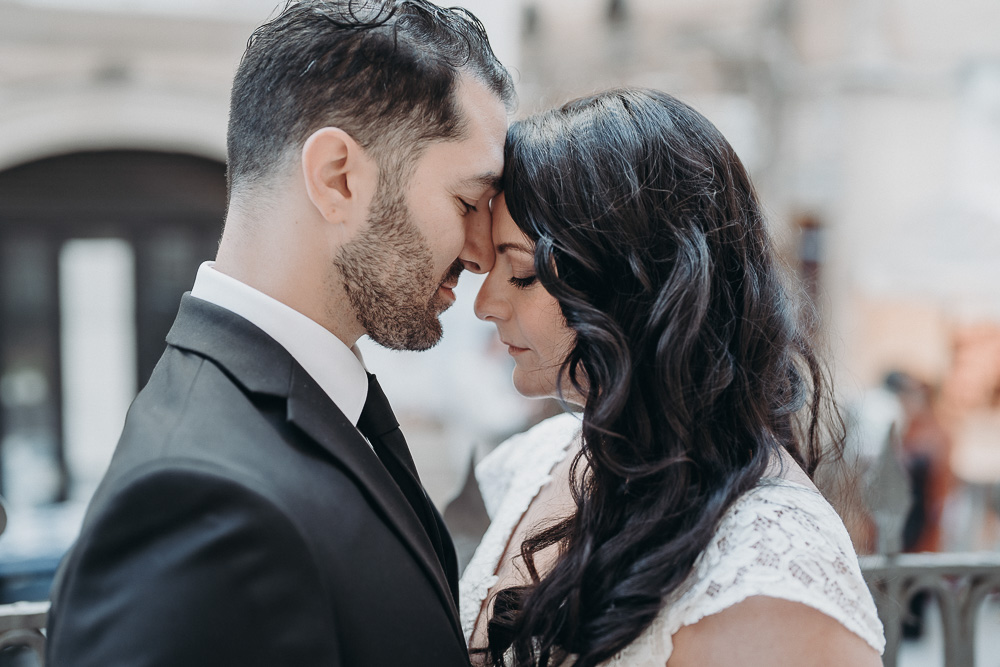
left=0, top=0, right=526, bottom=516
left=518, top=0, right=1000, bottom=385
left=519, top=0, right=1000, bottom=552
left=1, top=0, right=1000, bottom=527
left=1, top=1, right=250, bottom=510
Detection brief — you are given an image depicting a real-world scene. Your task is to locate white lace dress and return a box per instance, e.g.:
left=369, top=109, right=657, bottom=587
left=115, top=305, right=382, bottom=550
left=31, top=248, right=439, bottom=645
left=459, top=413, right=885, bottom=665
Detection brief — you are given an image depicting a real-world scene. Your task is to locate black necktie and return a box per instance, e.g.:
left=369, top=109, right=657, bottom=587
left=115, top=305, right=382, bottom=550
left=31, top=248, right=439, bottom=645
left=356, top=373, right=458, bottom=600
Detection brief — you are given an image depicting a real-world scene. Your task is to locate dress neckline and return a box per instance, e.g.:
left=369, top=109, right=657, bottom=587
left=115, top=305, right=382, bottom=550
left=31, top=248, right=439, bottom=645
left=757, top=476, right=823, bottom=495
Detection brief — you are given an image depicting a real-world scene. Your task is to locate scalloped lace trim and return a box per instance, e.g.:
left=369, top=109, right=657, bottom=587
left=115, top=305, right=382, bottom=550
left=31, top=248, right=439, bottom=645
left=459, top=413, right=583, bottom=641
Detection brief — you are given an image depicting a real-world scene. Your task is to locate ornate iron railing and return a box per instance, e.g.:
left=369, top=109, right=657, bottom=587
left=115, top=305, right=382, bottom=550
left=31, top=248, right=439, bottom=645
left=861, top=552, right=1000, bottom=667
left=0, top=600, right=47, bottom=665
left=0, top=559, right=998, bottom=666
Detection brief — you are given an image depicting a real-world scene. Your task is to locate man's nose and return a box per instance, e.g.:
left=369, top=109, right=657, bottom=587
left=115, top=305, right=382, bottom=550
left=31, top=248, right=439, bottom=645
left=459, top=207, right=495, bottom=274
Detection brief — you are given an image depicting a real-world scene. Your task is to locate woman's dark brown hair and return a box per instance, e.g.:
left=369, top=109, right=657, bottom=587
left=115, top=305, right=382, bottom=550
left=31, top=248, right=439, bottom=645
left=486, top=88, right=840, bottom=667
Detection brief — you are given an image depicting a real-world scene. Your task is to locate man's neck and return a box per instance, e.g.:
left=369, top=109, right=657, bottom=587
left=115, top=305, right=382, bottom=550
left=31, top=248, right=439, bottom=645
left=214, top=214, right=365, bottom=348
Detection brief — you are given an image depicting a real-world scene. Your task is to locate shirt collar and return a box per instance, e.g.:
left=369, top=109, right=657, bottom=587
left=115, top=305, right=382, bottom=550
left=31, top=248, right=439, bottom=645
left=189, top=261, right=368, bottom=426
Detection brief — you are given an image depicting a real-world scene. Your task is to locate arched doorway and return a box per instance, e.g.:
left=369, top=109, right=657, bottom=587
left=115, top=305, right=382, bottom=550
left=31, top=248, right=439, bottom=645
left=0, top=150, right=225, bottom=507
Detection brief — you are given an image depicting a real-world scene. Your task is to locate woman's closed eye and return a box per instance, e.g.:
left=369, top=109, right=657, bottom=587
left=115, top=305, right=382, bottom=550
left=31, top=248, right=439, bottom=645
left=508, top=275, right=537, bottom=289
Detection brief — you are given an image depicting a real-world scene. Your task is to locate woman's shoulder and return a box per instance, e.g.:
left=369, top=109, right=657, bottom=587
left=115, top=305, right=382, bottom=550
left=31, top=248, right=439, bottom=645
left=666, top=594, right=884, bottom=666
left=608, top=480, right=885, bottom=666
left=475, top=411, right=582, bottom=519
left=675, top=480, right=884, bottom=652
left=709, top=479, right=847, bottom=557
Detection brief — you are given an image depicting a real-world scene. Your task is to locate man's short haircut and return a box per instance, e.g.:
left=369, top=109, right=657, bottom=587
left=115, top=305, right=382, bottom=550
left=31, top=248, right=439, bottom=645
left=226, top=0, right=515, bottom=197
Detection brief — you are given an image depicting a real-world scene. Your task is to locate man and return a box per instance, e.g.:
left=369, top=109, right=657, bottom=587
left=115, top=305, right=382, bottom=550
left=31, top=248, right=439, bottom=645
left=46, top=1, right=513, bottom=665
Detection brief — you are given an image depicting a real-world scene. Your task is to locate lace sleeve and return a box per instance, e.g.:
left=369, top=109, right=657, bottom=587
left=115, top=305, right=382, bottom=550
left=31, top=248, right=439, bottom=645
left=606, top=480, right=885, bottom=665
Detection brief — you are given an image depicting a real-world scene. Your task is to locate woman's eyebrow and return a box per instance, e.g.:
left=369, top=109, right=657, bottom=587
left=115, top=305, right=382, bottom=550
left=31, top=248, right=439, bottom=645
left=497, top=242, right=534, bottom=255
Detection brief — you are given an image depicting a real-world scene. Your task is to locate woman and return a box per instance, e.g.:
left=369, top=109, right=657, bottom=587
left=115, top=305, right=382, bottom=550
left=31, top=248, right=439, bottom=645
left=461, top=88, right=884, bottom=667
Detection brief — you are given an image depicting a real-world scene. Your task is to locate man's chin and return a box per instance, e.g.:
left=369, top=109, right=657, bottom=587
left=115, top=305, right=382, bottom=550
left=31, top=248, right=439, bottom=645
left=367, top=315, right=444, bottom=352
left=432, top=299, right=454, bottom=317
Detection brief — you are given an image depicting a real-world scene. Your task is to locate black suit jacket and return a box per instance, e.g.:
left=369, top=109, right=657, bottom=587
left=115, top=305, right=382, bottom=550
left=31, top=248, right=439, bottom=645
left=46, top=295, right=470, bottom=666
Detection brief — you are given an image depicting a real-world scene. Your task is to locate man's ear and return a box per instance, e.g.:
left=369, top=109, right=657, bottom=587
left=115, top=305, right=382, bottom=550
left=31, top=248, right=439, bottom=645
left=301, top=127, right=376, bottom=226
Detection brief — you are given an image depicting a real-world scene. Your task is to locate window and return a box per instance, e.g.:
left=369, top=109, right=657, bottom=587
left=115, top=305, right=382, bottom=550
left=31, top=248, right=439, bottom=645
left=0, top=151, right=224, bottom=507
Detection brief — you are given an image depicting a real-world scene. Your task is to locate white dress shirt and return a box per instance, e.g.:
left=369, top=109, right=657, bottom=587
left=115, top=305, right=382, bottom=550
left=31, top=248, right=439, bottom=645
left=189, top=261, right=369, bottom=426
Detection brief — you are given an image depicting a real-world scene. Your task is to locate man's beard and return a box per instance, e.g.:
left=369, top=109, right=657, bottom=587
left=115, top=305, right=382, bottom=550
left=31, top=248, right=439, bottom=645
left=334, top=184, right=462, bottom=351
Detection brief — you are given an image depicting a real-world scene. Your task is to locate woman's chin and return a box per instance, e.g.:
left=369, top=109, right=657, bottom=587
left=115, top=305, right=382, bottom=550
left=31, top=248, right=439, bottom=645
left=512, top=370, right=583, bottom=406
left=511, top=370, right=553, bottom=401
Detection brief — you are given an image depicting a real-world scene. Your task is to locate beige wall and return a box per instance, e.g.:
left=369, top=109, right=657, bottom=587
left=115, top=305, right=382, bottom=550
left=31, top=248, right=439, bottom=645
left=517, top=0, right=1000, bottom=394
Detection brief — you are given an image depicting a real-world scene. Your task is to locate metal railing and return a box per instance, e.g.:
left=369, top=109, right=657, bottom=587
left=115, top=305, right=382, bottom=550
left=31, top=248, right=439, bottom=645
left=9, top=560, right=999, bottom=667
left=7, top=564, right=998, bottom=667
left=0, top=601, right=47, bottom=665
left=861, top=552, right=1000, bottom=667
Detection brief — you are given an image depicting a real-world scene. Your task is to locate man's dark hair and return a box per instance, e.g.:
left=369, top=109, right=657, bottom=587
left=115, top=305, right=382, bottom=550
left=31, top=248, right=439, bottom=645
left=226, top=0, right=515, bottom=196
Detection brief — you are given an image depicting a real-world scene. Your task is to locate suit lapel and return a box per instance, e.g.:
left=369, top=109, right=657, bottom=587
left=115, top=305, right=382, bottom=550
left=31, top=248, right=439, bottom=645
left=284, top=363, right=463, bottom=639
left=165, top=295, right=464, bottom=643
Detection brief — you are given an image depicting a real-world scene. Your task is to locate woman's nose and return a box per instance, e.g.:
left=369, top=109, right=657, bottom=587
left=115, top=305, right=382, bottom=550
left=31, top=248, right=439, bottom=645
left=474, top=270, right=508, bottom=322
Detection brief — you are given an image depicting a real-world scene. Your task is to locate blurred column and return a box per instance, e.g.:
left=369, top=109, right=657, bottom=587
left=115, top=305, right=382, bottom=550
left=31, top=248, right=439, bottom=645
left=59, top=239, right=136, bottom=502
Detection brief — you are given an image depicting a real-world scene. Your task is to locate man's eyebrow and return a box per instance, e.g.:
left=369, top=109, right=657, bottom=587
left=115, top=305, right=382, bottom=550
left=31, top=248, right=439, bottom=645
left=497, top=242, right=533, bottom=255
left=459, top=173, right=502, bottom=192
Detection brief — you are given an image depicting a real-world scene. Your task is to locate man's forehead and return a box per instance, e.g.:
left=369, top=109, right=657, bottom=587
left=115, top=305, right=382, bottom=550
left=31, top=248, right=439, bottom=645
left=452, top=72, right=508, bottom=170
left=458, top=172, right=503, bottom=192
left=415, top=74, right=506, bottom=189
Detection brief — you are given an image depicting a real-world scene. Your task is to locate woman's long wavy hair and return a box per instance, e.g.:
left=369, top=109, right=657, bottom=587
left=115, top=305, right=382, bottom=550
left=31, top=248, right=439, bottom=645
left=484, top=88, right=843, bottom=667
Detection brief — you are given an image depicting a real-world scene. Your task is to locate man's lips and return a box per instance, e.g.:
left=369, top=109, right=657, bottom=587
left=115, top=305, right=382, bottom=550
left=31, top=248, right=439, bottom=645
left=437, top=285, right=457, bottom=305
left=440, top=263, right=463, bottom=289
left=436, top=264, right=463, bottom=302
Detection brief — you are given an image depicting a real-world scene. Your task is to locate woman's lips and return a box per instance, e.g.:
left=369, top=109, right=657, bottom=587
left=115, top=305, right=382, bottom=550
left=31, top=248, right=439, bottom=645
left=502, top=340, right=529, bottom=355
